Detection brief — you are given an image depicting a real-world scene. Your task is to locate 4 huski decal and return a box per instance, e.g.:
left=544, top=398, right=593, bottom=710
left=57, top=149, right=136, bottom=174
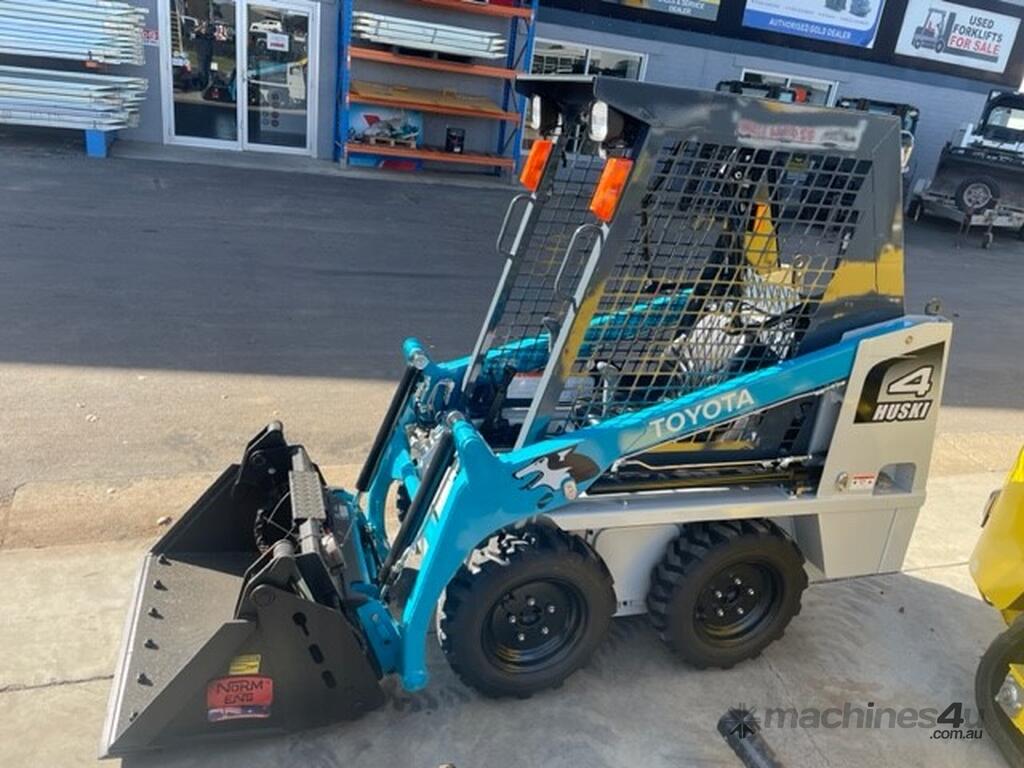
left=855, top=343, right=945, bottom=424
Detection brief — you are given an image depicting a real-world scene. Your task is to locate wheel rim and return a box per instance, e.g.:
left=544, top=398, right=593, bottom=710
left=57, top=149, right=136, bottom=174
left=483, top=579, right=586, bottom=673
left=694, top=562, right=784, bottom=645
left=963, top=182, right=993, bottom=210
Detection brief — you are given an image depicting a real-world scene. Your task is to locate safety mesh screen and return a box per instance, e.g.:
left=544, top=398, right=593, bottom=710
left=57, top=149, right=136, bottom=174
left=558, top=139, right=872, bottom=431
left=481, top=146, right=604, bottom=377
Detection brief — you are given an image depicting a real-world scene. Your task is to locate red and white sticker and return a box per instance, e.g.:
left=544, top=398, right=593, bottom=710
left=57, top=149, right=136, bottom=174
left=206, top=675, right=273, bottom=722
left=849, top=473, right=877, bottom=492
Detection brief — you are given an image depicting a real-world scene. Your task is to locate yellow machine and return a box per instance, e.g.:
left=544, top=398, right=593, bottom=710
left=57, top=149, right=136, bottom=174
left=970, top=447, right=1024, bottom=765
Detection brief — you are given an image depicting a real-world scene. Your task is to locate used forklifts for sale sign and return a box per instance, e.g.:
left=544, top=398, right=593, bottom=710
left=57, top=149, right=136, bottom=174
left=896, top=0, right=1021, bottom=74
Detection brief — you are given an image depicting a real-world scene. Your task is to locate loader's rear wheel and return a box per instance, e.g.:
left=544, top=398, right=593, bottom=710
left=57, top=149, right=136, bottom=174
left=440, top=526, right=614, bottom=698
left=976, top=616, right=1024, bottom=766
left=647, top=520, right=807, bottom=669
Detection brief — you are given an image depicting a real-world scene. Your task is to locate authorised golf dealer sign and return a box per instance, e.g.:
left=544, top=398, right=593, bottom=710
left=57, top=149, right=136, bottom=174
left=896, top=0, right=1021, bottom=74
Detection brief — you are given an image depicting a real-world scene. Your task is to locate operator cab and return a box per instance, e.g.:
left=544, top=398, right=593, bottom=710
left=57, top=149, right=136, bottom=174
left=976, top=91, right=1024, bottom=146
left=458, top=77, right=905, bottom=495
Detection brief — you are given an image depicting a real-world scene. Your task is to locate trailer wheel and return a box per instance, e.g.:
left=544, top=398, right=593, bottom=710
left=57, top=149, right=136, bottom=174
left=647, top=520, right=807, bottom=669
left=976, top=616, right=1024, bottom=766
left=956, top=177, right=999, bottom=213
left=440, top=526, right=615, bottom=698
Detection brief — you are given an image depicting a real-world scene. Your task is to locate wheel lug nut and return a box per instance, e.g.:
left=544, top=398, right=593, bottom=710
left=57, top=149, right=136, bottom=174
left=737, top=607, right=745, bottom=616
left=716, top=608, right=725, bottom=617
left=526, top=596, right=536, bottom=607
left=747, top=588, right=755, bottom=596
left=541, top=627, right=550, bottom=636
left=517, top=632, right=526, bottom=642
left=733, top=577, right=743, bottom=586
left=546, top=604, right=556, bottom=614
left=714, top=590, right=724, bottom=599
left=508, top=614, right=517, bottom=624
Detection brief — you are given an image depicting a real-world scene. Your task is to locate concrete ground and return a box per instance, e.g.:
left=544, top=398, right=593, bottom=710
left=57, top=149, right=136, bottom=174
left=0, top=135, right=1022, bottom=768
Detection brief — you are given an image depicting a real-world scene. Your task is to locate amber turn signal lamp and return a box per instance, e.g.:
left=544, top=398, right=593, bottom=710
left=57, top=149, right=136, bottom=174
left=589, top=158, right=633, bottom=222
left=520, top=139, right=553, bottom=192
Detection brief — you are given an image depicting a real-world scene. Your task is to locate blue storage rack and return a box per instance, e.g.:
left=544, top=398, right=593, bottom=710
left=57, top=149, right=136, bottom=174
left=333, top=0, right=537, bottom=175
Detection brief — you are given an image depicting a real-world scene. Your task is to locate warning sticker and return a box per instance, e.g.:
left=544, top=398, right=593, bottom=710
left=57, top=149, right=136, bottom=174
left=229, top=654, right=261, bottom=675
left=207, top=676, right=273, bottom=722
left=849, top=473, right=877, bottom=492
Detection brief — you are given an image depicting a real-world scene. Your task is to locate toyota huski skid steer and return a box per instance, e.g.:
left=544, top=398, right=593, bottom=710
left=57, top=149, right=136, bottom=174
left=102, top=76, right=952, bottom=757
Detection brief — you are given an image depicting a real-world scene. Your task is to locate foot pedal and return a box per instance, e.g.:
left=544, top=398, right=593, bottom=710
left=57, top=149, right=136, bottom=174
left=289, top=451, right=326, bottom=522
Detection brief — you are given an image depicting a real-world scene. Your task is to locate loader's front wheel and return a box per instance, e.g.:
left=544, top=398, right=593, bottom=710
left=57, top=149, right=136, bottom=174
left=440, top=526, right=615, bottom=698
left=648, top=520, right=807, bottom=669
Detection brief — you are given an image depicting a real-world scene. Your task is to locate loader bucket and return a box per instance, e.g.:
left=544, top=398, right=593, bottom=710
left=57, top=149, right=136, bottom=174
left=101, top=424, right=385, bottom=758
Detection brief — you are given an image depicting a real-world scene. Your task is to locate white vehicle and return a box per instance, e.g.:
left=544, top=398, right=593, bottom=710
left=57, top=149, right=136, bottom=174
left=249, top=19, right=283, bottom=35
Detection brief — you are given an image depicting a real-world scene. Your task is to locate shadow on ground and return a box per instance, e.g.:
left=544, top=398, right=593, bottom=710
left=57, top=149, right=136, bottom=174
left=119, top=569, right=1007, bottom=768
left=1, top=137, right=1023, bottom=411
left=0, top=140, right=508, bottom=381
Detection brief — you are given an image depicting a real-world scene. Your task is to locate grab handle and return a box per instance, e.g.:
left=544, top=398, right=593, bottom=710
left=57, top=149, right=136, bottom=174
left=495, top=193, right=533, bottom=259
left=553, top=223, right=605, bottom=302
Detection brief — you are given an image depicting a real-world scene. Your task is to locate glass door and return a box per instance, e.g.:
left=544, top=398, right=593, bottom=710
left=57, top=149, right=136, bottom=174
left=164, top=0, right=315, bottom=153
left=168, top=0, right=240, bottom=144
left=241, top=2, right=314, bottom=153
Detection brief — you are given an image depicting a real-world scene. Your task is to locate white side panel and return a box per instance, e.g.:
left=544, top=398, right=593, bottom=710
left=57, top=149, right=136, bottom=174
left=591, top=525, right=678, bottom=616
left=818, top=318, right=951, bottom=499
left=550, top=318, right=952, bottom=582
left=813, top=317, right=951, bottom=576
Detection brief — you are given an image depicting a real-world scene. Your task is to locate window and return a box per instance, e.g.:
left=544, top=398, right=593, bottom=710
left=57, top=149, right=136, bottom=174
left=530, top=40, right=645, bottom=81
left=524, top=41, right=645, bottom=153
left=741, top=69, right=839, bottom=107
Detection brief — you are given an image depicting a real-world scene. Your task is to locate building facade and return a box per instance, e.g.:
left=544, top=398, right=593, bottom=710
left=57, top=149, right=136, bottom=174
left=99, top=0, right=1024, bottom=182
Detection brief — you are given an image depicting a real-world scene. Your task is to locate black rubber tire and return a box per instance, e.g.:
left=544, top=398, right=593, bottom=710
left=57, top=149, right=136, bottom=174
left=647, top=520, right=807, bottom=669
left=955, top=177, right=1000, bottom=213
left=440, top=526, right=615, bottom=698
left=976, top=616, right=1024, bottom=766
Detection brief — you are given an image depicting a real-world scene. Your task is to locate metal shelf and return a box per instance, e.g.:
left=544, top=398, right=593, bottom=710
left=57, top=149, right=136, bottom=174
left=349, top=45, right=516, bottom=80
left=410, top=0, right=533, bottom=20
left=335, top=0, right=537, bottom=176
left=349, top=80, right=521, bottom=123
left=346, top=141, right=515, bottom=168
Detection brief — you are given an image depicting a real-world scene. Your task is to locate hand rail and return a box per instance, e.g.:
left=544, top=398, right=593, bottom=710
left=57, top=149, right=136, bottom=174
left=553, top=222, right=605, bottom=303
left=495, top=192, right=533, bottom=259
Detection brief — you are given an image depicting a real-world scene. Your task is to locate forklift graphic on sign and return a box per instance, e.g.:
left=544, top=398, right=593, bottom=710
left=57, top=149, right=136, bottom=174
left=912, top=8, right=954, bottom=52
left=911, top=8, right=1002, bottom=61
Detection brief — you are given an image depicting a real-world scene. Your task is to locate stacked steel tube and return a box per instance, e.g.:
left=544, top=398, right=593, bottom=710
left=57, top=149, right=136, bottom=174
left=354, top=12, right=507, bottom=59
left=0, top=66, right=147, bottom=130
left=0, top=0, right=148, bottom=133
left=0, top=0, right=147, bottom=65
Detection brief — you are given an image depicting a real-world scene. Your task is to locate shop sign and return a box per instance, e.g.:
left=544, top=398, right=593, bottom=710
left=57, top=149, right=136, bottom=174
left=142, top=28, right=159, bottom=47
left=266, top=32, right=290, bottom=52
left=602, top=0, right=719, bottom=21
left=742, top=0, right=886, bottom=48
left=895, top=0, right=1020, bottom=74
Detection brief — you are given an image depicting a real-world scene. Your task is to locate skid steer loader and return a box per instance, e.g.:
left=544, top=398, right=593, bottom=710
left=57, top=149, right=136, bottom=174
left=101, top=76, right=952, bottom=757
